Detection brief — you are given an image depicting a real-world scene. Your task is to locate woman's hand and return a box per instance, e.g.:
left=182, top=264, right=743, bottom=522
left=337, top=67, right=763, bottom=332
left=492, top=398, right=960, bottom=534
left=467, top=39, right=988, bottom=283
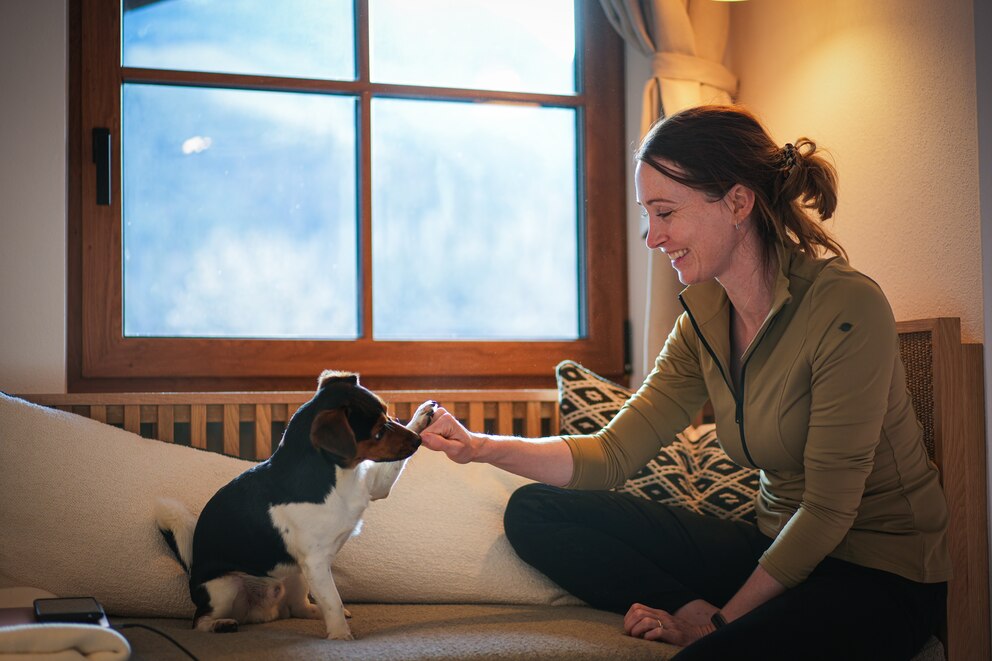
left=420, top=407, right=485, bottom=464
left=420, top=408, right=573, bottom=484
left=624, top=602, right=715, bottom=647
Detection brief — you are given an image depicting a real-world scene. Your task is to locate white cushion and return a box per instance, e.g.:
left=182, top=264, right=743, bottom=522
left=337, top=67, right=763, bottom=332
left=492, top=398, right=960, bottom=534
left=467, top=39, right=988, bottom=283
left=0, top=393, right=578, bottom=617
left=334, top=449, right=580, bottom=605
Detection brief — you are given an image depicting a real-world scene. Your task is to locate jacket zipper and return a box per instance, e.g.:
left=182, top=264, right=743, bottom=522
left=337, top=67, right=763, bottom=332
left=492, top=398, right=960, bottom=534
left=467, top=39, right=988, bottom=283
left=680, top=297, right=759, bottom=468
left=735, top=363, right=757, bottom=467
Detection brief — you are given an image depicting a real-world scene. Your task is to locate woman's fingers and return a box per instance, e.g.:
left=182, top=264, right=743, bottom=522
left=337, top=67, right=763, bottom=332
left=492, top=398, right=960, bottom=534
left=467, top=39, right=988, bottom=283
left=420, top=431, right=454, bottom=452
left=424, top=408, right=465, bottom=439
left=624, top=603, right=669, bottom=638
left=421, top=407, right=476, bottom=463
left=623, top=604, right=708, bottom=646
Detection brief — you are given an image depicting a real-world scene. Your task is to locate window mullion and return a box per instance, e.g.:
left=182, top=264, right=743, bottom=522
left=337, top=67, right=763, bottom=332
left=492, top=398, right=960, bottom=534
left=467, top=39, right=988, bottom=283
left=357, top=0, right=373, bottom=341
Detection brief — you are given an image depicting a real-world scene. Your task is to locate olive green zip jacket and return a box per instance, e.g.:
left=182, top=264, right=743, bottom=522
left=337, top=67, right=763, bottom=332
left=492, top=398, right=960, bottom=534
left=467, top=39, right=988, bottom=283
left=563, top=244, right=951, bottom=588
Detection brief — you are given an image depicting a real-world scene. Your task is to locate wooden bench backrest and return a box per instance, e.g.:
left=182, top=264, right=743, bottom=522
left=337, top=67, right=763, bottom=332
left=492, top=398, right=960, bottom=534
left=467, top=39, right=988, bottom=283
left=20, top=389, right=560, bottom=461
left=894, top=318, right=988, bottom=661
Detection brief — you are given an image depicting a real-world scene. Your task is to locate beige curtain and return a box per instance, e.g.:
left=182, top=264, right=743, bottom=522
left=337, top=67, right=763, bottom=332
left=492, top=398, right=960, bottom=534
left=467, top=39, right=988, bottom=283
left=599, top=0, right=738, bottom=375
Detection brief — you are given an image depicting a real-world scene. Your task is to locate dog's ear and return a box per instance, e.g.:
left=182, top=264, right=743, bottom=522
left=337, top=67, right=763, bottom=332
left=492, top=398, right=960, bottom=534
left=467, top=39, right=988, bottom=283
left=310, top=409, right=357, bottom=461
left=317, top=370, right=360, bottom=391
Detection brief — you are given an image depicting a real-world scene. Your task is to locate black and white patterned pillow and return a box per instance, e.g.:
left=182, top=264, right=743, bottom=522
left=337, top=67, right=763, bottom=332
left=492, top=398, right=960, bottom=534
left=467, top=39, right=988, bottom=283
left=555, top=360, right=758, bottom=523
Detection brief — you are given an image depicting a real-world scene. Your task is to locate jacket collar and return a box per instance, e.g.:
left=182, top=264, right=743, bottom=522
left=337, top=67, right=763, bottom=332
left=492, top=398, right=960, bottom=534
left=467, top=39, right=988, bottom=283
left=677, top=241, right=798, bottom=365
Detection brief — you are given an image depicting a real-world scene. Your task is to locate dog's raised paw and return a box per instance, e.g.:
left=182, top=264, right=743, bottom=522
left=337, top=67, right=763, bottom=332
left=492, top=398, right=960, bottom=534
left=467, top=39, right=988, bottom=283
left=406, top=400, right=438, bottom=434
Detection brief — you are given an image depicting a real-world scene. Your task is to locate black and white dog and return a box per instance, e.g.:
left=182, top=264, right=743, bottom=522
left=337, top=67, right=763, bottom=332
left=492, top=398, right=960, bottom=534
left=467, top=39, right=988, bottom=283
left=156, top=370, right=436, bottom=640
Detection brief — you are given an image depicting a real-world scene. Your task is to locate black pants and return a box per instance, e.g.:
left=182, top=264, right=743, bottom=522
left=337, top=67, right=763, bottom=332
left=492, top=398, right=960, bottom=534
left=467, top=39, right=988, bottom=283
left=503, top=484, right=946, bottom=661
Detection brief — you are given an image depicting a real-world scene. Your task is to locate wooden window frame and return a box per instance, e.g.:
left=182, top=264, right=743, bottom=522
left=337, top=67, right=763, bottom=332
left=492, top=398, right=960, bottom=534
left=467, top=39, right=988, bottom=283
left=67, top=0, right=627, bottom=392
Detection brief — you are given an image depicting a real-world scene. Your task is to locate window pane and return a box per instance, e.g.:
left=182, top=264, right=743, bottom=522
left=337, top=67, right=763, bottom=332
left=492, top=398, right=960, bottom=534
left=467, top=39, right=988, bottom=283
left=122, top=84, right=358, bottom=339
left=122, top=0, right=355, bottom=81
left=369, top=0, right=575, bottom=94
left=371, top=98, right=579, bottom=340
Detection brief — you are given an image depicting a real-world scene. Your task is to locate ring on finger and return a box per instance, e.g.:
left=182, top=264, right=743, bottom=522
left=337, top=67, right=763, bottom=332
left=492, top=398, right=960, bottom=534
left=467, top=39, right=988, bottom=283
left=656, top=618, right=664, bottom=630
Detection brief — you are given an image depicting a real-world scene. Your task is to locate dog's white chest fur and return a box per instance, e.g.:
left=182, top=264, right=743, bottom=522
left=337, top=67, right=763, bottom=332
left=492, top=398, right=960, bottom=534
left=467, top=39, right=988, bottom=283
left=269, top=463, right=374, bottom=559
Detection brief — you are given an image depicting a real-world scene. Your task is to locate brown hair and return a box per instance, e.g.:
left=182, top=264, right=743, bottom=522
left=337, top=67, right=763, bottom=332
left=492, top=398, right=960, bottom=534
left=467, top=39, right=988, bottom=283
left=635, top=105, right=845, bottom=259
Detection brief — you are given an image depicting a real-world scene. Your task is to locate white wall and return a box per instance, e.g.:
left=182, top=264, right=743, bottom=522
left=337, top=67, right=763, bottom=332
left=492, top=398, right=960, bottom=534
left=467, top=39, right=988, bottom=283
left=624, top=0, right=983, bottom=382
left=728, top=0, right=982, bottom=342
left=0, top=0, right=67, bottom=393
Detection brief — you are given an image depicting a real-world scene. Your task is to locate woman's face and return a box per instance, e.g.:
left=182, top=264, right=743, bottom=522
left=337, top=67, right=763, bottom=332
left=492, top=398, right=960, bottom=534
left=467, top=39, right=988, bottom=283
left=635, top=159, right=740, bottom=286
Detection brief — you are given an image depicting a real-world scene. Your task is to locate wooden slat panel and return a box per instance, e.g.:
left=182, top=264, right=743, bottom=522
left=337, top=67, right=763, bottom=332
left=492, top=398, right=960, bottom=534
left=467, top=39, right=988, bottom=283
left=525, top=401, right=541, bottom=438
left=156, top=405, right=174, bottom=443
left=173, top=404, right=190, bottom=423
left=255, top=403, right=272, bottom=460
left=18, top=391, right=322, bottom=406
left=107, top=405, right=123, bottom=425
left=379, top=389, right=558, bottom=404
left=497, top=402, right=513, bottom=436
left=287, top=401, right=305, bottom=420
left=206, top=404, right=223, bottom=423
left=19, top=389, right=558, bottom=408
left=223, top=404, right=239, bottom=457
left=123, top=405, right=140, bottom=434
left=468, top=401, right=484, bottom=432
left=393, top=402, right=411, bottom=422
left=89, top=405, right=107, bottom=424
left=191, top=404, right=207, bottom=450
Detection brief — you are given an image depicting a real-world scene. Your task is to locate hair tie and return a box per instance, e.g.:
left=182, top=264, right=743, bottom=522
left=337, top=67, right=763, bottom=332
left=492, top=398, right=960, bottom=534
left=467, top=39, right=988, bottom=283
left=782, top=143, right=798, bottom=174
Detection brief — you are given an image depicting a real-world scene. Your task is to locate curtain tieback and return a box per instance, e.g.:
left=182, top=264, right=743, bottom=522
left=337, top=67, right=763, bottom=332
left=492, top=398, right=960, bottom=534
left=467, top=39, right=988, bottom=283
left=651, top=52, right=738, bottom=96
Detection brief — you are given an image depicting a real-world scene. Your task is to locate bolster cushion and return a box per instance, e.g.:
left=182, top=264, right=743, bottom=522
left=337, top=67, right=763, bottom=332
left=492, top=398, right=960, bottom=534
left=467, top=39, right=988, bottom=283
left=0, top=393, right=579, bottom=617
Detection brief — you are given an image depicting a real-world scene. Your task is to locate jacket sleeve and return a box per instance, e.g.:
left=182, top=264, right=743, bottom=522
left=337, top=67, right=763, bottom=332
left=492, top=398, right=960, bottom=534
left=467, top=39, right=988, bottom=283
left=758, top=271, right=897, bottom=587
left=563, top=312, right=710, bottom=490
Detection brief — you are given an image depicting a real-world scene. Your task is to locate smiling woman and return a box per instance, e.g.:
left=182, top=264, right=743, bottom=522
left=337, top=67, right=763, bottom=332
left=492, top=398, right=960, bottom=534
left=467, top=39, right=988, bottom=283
left=70, top=0, right=626, bottom=391
left=414, top=105, right=954, bottom=661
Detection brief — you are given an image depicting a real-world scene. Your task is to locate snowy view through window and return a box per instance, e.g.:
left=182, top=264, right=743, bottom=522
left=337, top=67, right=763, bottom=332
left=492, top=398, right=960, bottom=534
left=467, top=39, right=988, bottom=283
left=121, top=0, right=579, bottom=340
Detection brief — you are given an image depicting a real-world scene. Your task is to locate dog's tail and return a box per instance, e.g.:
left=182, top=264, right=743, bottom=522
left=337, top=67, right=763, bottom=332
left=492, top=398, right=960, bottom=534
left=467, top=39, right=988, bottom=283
left=155, top=498, right=196, bottom=574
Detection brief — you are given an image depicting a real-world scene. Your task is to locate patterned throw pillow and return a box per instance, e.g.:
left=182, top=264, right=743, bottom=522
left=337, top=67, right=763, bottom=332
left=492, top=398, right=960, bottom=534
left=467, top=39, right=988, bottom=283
left=555, top=360, right=759, bottom=523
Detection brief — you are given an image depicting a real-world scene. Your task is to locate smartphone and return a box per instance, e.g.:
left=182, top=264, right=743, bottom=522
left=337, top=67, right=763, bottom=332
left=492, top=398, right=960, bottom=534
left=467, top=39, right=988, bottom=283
left=33, top=597, right=108, bottom=626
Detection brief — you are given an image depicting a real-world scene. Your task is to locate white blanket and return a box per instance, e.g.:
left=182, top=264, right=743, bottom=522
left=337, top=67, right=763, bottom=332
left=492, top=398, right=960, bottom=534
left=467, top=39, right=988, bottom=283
left=0, top=624, right=129, bottom=661
left=0, top=588, right=129, bottom=661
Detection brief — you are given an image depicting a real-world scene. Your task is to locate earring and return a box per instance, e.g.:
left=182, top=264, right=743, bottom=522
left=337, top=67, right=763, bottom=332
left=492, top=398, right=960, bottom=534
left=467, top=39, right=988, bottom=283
left=735, top=222, right=741, bottom=231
